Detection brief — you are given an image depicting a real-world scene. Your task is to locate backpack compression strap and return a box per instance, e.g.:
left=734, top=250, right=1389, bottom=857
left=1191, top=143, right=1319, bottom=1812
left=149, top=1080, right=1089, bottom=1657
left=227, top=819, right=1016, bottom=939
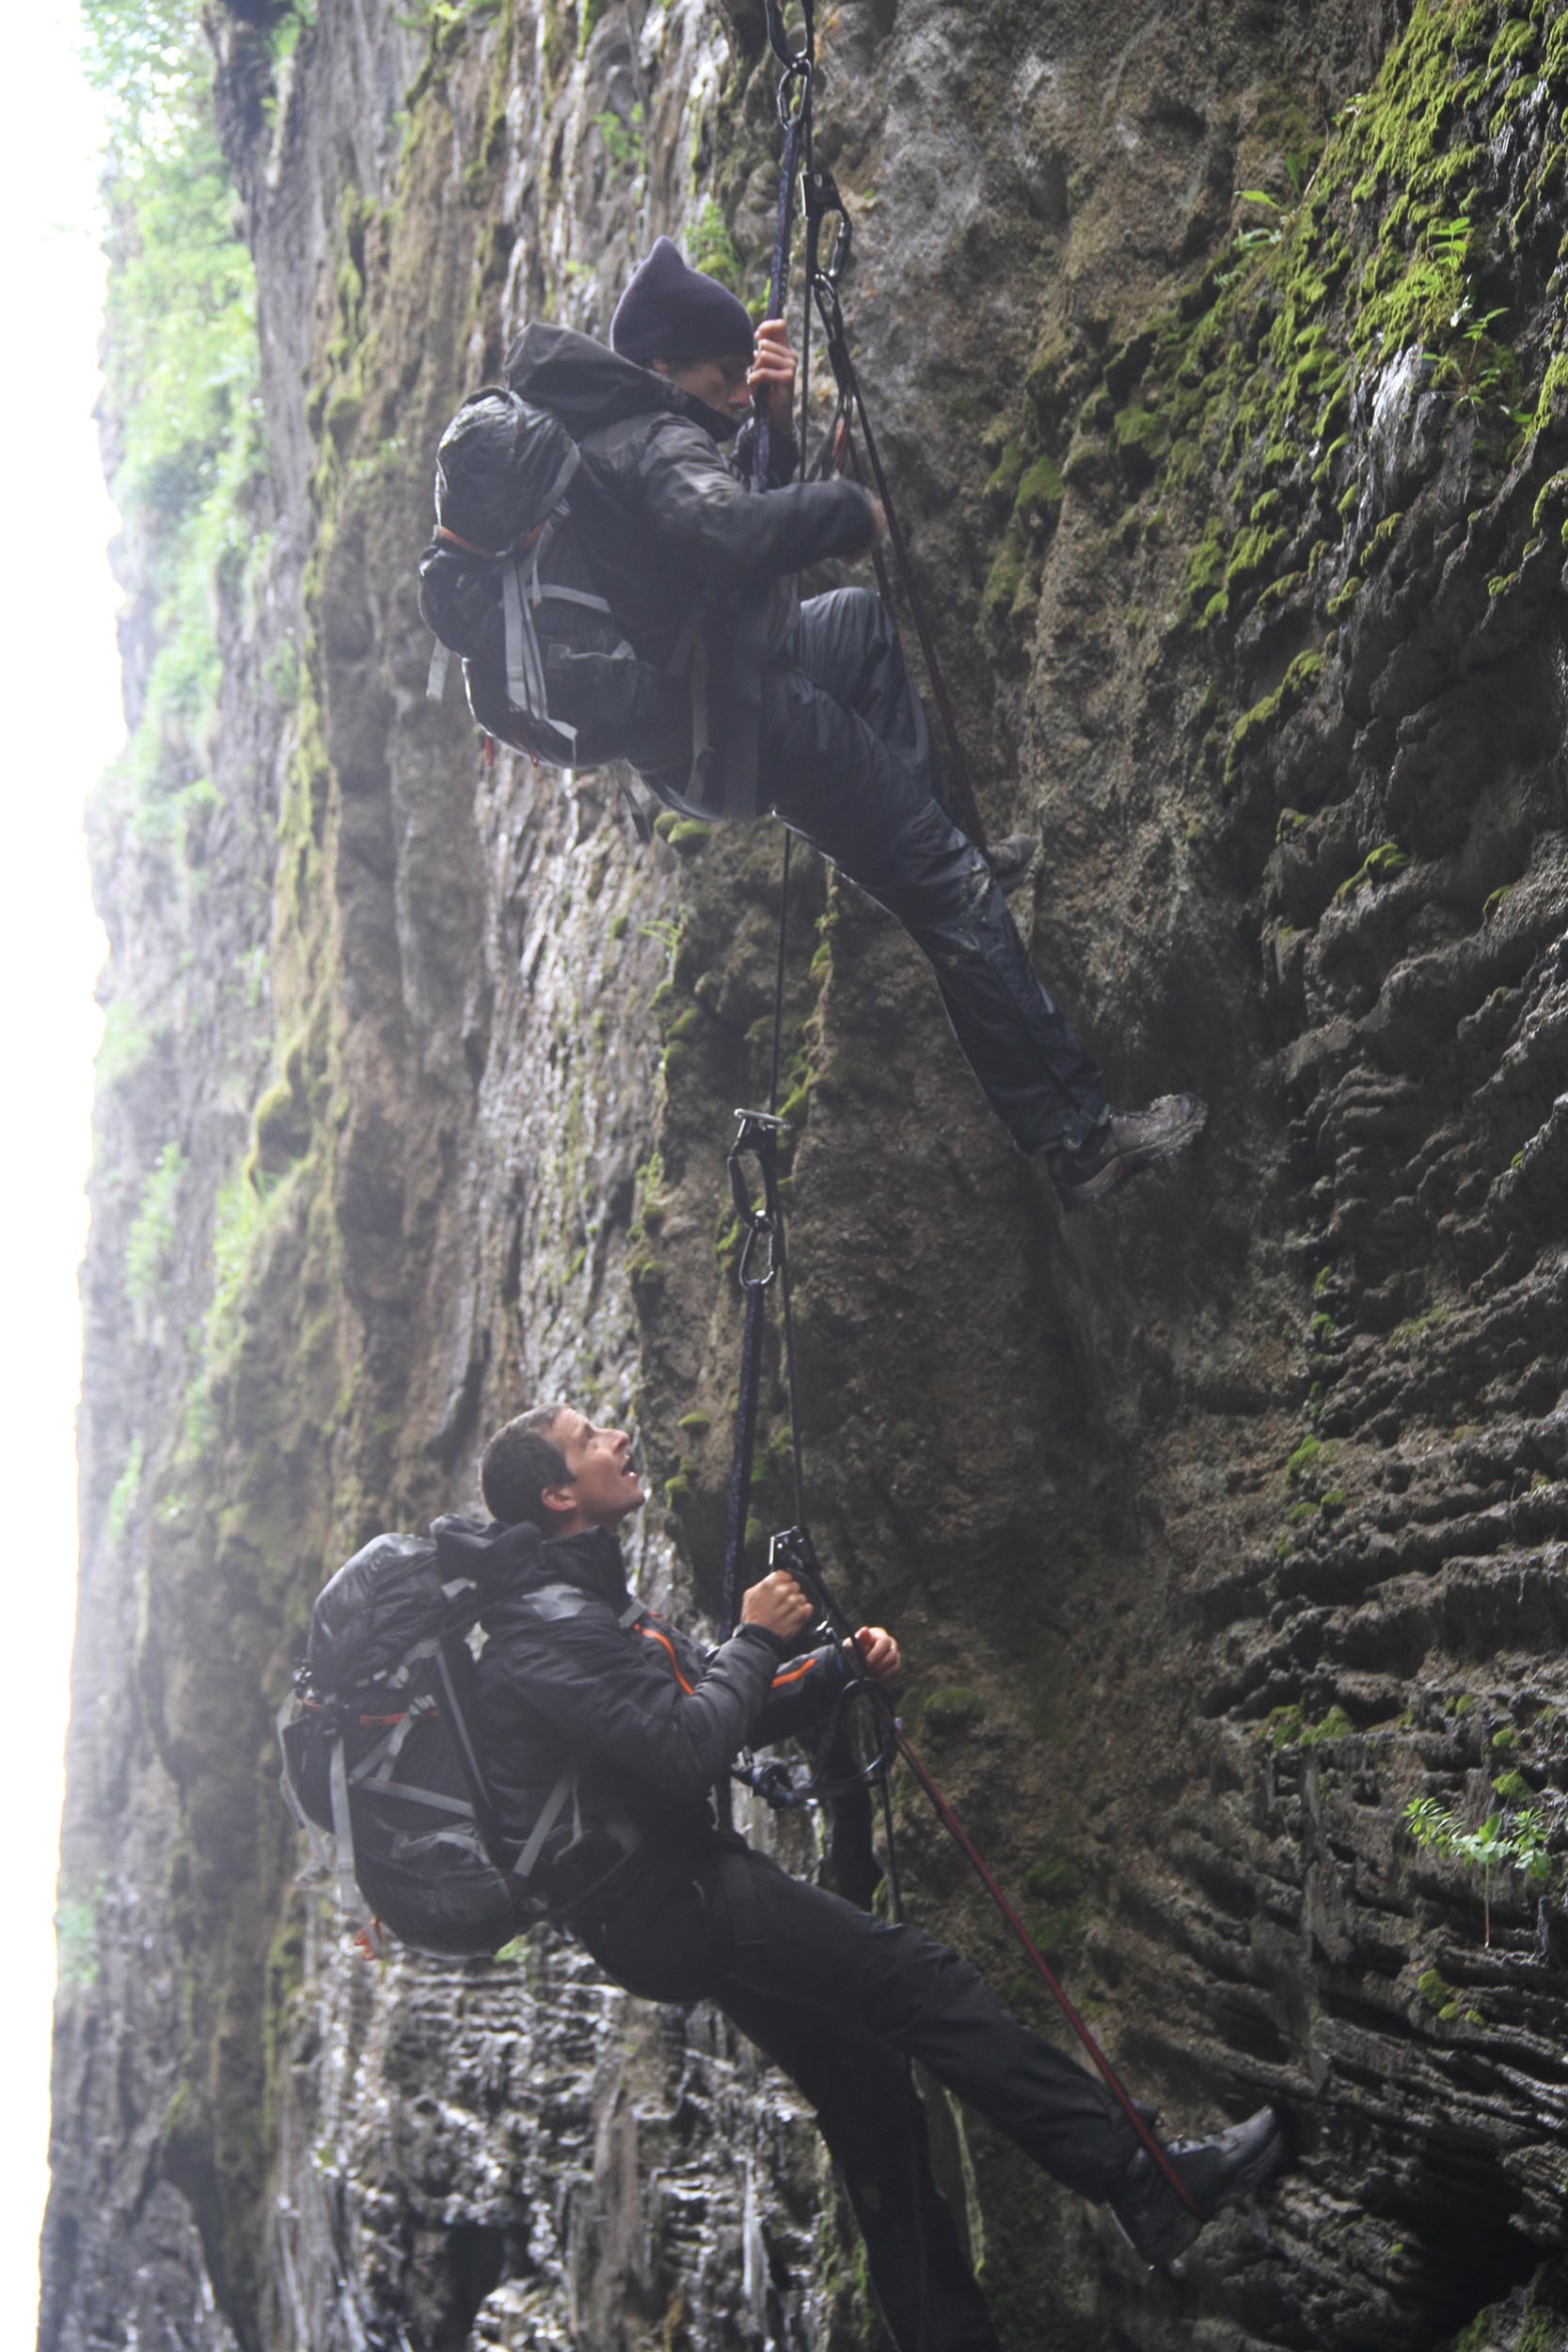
left=501, top=524, right=624, bottom=759
left=512, top=1770, right=579, bottom=1884
left=423, top=516, right=627, bottom=771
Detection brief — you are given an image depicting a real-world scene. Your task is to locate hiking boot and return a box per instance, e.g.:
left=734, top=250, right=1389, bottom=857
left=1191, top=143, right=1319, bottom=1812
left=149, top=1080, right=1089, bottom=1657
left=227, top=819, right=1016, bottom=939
left=984, top=832, right=1037, bottom=896
left=1110, top=2105, right=1285, bottom=2270
left=1045, top=1093, right=1208, bottom=1211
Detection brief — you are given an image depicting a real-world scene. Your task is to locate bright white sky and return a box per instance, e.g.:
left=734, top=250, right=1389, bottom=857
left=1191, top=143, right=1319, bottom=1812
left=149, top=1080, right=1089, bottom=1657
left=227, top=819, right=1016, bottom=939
left=0, top=9, right=119, bottom=2344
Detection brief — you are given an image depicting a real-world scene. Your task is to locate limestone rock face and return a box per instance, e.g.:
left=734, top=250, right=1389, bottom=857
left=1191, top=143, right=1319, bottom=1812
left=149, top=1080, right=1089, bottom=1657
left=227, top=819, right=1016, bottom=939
left=43, top=3, right=1568, bottom=2350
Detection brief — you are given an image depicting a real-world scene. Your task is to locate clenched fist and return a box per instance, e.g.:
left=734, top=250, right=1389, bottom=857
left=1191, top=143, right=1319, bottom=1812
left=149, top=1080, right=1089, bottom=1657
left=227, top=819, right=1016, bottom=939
left=741, top=1567, right=815, bottom=1642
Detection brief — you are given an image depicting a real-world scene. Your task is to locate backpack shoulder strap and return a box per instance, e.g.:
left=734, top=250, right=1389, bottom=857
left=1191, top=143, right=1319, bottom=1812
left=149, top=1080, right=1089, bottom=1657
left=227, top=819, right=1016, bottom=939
left=328, top=1736, right=368, bottom=1931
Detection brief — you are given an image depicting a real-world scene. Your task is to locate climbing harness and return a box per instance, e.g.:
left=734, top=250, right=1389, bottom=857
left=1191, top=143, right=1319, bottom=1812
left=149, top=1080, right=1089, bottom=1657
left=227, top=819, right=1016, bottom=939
left=711, top=0, right=1209, bottom=2239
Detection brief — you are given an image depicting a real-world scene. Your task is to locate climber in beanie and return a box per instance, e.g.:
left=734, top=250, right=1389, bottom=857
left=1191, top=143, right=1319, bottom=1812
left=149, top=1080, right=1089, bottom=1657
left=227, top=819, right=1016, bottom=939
left=442, top=1404, right=1288, bottom=2352
left=500, top=238, right=1206, bottom=1208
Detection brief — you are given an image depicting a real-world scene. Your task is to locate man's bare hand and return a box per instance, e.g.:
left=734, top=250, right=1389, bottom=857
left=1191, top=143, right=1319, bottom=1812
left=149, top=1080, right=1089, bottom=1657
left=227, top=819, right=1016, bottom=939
left=850, top=1626, right=901, bottom=1688
left=748, top=317, right=799, bottom=430
left=849, top=494, right=888, bottom=561
left=742, top=1567, right=814, bottom=1642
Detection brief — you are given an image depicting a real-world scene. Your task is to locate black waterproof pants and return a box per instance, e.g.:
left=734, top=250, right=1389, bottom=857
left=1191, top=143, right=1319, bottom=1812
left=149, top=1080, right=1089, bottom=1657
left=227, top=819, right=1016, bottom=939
left=572, top=1839, right=1139, bottom=2352
left=636, top=588, right=1109, bottom=1153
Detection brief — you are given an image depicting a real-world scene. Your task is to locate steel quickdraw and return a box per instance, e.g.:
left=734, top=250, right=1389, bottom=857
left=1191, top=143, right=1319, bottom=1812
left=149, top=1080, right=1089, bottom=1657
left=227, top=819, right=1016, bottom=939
left=719, top=1106, right=794, bottom=1645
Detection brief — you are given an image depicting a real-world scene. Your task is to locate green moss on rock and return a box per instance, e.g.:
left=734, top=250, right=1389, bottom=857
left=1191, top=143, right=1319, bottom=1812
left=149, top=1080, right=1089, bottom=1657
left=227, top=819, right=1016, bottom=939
left=924, top=1686, right=989, bottom=1733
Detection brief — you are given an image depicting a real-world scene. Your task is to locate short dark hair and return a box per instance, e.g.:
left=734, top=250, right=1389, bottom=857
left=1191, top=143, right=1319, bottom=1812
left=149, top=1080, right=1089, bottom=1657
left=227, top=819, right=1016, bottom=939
left=482, top=1406, right=572, bottom=1530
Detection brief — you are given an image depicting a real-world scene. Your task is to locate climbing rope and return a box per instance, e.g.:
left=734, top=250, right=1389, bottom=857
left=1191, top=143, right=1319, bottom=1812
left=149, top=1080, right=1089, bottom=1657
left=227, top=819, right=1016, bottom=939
left=712, top=3, right=1208, bottom=2230
left=753, top=1, right=990, bottom=849
left=718, top=1107, right=1203, bottom=2218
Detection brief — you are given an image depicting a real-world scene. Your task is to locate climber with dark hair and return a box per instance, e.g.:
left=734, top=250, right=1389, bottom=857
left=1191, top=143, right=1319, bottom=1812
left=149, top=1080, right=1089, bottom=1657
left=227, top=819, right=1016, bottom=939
left=498, top=237, right=1206, bottom=1210
left=443, top=1401, right=1287, bottom=2352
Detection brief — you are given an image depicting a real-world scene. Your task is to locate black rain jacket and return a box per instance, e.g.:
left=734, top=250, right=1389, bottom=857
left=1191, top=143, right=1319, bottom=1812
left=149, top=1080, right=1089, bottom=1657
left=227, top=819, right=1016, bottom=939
left=435, top=1516, right=848, bottom=1861
left=500, top=322, right=875, bottom=815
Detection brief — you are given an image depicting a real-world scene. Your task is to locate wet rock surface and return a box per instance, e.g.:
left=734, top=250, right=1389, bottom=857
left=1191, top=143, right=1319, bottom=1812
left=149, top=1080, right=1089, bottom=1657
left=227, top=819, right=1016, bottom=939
left=43, top=3, right=1568, bottom=2350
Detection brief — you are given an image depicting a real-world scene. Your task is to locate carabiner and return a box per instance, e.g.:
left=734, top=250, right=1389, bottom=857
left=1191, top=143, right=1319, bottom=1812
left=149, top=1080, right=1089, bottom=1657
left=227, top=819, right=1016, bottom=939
left=728, top=1108, right=788, bottom=1292
left=736, top=1210, right=777, bottom=1292
left=777, top=53, right=813, bottom=130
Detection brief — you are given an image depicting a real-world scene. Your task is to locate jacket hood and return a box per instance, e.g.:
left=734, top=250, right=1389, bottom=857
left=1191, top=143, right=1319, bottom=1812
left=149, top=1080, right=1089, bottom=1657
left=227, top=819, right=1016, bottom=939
left=432, top=1513, right=635, bottom=1611
left=503, top=321, right=740, bottom=443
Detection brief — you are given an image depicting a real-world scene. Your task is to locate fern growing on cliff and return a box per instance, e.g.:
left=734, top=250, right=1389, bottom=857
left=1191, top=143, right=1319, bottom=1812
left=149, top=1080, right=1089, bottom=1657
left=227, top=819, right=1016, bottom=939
left=1402, top=1794, right=1554, bottom=1944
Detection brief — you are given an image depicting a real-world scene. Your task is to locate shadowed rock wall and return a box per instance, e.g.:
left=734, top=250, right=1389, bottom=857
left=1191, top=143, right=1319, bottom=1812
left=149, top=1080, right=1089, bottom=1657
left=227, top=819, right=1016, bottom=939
left=44, top=3, right=1568, bottom=2349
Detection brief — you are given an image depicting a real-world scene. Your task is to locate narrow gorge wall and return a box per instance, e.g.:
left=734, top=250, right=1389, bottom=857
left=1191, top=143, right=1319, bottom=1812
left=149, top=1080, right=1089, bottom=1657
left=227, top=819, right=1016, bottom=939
left=43, top=3, right=1568, bottom=2349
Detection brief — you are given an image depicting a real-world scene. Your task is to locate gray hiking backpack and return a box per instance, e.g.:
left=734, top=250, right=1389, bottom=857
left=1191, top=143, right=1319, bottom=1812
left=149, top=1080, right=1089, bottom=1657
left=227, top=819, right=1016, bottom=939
left=277, top=1532, right=579, bottom=1958
left=417, top=387, right=641, bottom=769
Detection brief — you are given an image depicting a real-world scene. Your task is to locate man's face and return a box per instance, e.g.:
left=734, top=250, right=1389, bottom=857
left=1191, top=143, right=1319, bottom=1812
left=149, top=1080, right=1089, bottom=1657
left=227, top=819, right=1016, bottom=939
left=654, top=350, right=752, bottom=421
left=546, top=1406, right=645, bottom=1528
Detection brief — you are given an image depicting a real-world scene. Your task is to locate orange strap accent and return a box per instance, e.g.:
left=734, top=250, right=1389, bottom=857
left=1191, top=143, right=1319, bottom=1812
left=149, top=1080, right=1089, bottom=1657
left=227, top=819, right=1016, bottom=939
left=637, top=1622, right=695, bottom=1695
left=436, top=518, right=548, bottom=560
left=769, top=1656, right=818, bottom=1690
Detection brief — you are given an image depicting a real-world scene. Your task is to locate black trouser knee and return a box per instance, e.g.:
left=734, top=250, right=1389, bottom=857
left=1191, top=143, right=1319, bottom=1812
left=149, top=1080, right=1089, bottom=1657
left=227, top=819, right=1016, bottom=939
left=630, top=590, right=1107, bottom=1150
left=760, top=595, right=1107, bottom=1151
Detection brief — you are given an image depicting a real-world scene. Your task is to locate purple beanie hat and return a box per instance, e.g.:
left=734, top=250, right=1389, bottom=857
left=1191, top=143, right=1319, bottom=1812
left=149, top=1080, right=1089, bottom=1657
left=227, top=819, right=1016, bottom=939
left=610, top=235, right=754, bottom=366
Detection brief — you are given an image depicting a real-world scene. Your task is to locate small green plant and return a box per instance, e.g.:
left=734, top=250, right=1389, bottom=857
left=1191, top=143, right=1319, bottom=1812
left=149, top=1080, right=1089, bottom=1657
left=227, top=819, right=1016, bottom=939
left=98, top=1001, right=155, bottom=1089
left=1287, top=1434, right=1328, bottom=1484
left=640, top=914, right=682, bottom=960
left=198, top=1164, right=293, bottom=1383
left=1336, top=841, right=1410, bottom=901
left=1390, top=1306, right=1449, bottom=1349
left=269, top=0, right=318, bottom=63
left=103, top=1438, right=145, bottom=1550
left=263, top=636, right=301, bottom=707
left=1432, top=311, right=1513, bottom=419
left=594, top=101, right=645, bottom=176
left=1402, top=1796, right=1554, bottom=1943
left=924, top=1687, right=988, bottom=1734
left=125, top=1143, right=188, bottom=1307
left=1234, top=187, right=1287, bottom=254
left=1265, top=1703, right=1357, bottom=1750
left=1300, top=1704, right=1355, bottom=1747
left=687, top=196, right=742, bottom=294
left=55, top=1888, right=103, bottom=1993
left=393, top=0, right=500, bottom=30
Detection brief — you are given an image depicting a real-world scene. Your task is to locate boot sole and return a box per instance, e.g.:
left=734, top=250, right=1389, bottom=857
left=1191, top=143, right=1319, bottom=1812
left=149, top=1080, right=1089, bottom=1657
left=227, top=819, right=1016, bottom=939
left=1054, top=1100, right=1209, bottom=1214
